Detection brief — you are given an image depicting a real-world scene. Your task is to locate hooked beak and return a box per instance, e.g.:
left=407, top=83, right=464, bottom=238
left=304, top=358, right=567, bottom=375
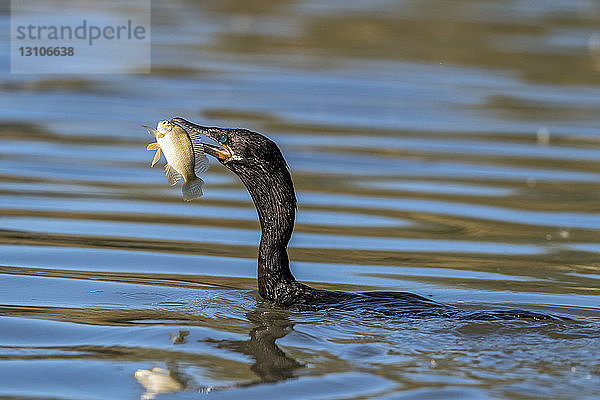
left=170, top=117, right=232, bottom=161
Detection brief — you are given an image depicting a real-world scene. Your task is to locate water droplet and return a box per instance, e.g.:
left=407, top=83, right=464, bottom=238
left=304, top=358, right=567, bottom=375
left=537, top=127, right=550, bottom=146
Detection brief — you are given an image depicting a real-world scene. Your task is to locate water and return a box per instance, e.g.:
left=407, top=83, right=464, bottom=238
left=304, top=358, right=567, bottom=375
left=1, top=0, right=600, bottom=398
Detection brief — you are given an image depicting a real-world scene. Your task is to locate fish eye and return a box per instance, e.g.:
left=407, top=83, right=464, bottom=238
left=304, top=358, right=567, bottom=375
left=158, top=120, right=172, bottom=132
left=219, top=134, right=228, bottom=144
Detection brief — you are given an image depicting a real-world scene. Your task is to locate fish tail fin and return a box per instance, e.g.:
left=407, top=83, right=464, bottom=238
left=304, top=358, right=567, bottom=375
left=182, top=178, right=204, bottom=201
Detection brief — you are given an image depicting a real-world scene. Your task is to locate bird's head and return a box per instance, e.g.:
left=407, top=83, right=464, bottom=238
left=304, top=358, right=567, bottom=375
left=171, top=117, right=287, bottom=176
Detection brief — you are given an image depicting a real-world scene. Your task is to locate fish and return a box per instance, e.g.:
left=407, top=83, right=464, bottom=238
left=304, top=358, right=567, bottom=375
left=144, top=120, right=210, bottom=201
left=135, top=368, right=183, bottom=399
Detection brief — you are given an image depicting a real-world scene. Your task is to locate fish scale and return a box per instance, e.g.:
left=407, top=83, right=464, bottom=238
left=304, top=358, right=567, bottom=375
left=157, top=122, right=195, bottom=182
left=144, top=120, right=209, bottom=201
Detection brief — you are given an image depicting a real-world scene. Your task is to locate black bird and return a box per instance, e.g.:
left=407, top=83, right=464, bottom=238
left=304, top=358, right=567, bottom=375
left=171, top=117, right=562, bottom=321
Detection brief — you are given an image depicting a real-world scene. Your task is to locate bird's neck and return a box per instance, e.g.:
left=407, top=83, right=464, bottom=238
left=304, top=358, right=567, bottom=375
left=236, top=163, right=298, bottom=302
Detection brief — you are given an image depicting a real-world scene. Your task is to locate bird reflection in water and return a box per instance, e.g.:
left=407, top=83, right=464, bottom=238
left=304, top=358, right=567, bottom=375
left=135, top=307, right=302, bottom=398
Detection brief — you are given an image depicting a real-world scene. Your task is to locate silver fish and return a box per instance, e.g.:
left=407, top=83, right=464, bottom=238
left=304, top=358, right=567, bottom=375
left=144, top=120, right=209, bottom=201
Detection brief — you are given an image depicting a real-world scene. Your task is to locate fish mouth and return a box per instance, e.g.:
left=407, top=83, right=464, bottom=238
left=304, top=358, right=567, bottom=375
left=171, top=117, right=232, bottom=161
left=142, top=124, right=165, bottom=139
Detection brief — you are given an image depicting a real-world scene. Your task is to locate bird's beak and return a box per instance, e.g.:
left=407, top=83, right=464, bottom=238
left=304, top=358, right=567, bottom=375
left=171, top=117, right=232, bottom=161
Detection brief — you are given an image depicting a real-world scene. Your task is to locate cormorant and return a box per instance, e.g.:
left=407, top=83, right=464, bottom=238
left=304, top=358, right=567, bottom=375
left=171, top=117, right=562, bottom=321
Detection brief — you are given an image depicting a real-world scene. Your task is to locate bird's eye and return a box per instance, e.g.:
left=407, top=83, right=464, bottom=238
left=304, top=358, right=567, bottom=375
left=219, top=134, right=228, bottom=144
